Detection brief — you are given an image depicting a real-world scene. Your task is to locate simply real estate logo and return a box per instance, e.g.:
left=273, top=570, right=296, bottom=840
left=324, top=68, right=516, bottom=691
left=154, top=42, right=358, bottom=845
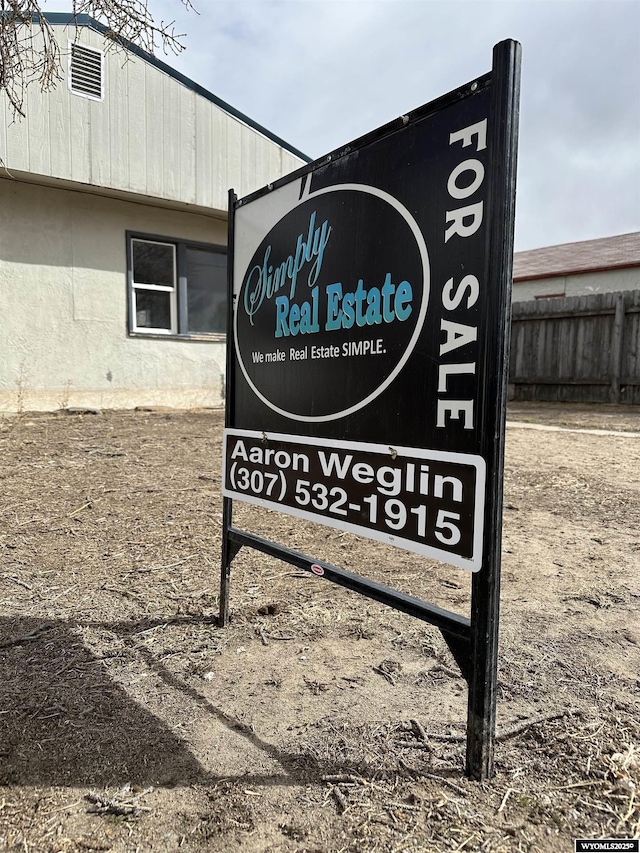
left=235, top=184, right=429, bottom=422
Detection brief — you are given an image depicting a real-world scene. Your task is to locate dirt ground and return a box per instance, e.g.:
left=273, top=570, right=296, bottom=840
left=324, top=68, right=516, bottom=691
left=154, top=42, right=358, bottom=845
left=0, top=402, right=638, bottom=853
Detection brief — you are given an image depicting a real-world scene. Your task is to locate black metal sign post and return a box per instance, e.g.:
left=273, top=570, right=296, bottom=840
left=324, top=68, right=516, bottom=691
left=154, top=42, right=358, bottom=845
left=467, top=39, right=521, bottom=779
left=220, top=40, right=521, bottom=781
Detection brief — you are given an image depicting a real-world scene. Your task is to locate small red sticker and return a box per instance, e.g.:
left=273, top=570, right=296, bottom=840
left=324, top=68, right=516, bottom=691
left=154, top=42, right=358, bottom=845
left=310, top=564, right=325, bottom=576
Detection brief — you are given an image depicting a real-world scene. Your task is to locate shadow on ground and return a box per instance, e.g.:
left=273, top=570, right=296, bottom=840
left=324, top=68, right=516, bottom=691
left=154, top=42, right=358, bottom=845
left=0, top=616, right=212, bottom=787
left=0, top=616, right=374, bottom=789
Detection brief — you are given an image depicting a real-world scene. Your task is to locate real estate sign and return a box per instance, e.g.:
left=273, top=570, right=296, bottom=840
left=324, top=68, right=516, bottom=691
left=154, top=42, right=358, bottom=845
left=221, top=40, right=521, bottom=781
left=225, top=70, right=496, bottom=570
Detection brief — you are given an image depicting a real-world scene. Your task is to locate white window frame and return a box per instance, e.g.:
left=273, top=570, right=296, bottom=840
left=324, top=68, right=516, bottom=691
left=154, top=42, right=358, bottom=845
left=130, top=238, right=178, bottom=335
left=68, top=40, right=105, bottom=102
left=127, top=232, right=228, bottom=340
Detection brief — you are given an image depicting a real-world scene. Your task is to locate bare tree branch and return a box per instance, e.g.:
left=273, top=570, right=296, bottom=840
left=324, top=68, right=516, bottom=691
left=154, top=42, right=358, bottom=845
left=0, top=0, right=196, bottom=117
left=1, top=2, right=61, bottom=116
left=73, top=0, right=196, bottom=55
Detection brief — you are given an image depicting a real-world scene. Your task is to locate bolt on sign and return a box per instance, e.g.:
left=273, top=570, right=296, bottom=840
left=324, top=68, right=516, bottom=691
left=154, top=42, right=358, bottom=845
left=221, top=40, right=521, bottom=781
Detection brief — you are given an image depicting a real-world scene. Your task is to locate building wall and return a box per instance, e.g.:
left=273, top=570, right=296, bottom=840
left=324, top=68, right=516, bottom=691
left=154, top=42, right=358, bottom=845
left=0, top=178, right=228, bottom=412
left=512, top=266, right=640, bottom=301
left=0, top=26, right=305, bottom=214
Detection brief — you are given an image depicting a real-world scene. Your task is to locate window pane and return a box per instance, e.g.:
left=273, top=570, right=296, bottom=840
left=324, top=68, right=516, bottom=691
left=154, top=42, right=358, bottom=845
left=132, top=240, right=175, bottom=287
left=186, top=248, right=227, bottom=334
left=135, top=289, right=172, bottom=330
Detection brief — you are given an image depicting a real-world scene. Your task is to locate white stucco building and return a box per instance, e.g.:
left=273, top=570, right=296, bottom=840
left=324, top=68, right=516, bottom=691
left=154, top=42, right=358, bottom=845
left=512, top=232, right=640, bottom=302
left=0, top=13, right=309, bottom=412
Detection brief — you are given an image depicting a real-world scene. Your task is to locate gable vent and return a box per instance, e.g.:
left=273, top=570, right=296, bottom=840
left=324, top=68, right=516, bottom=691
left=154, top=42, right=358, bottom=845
left=69, top=43, right=104, bottom=100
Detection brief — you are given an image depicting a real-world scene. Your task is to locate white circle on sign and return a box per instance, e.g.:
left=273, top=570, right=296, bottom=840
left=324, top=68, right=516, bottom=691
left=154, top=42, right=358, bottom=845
left=234, top=182, right=430, bottom=423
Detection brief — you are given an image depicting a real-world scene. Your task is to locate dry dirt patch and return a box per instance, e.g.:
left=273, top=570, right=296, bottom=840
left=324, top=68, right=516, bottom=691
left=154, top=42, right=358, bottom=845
left=0, top=404, right=638, bottom=852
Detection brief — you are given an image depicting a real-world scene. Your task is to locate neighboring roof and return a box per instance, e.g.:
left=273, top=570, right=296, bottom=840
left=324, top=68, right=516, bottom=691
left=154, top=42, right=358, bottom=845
left=39, top=12, right=312, bottom=164
left=513, top=232, right=640, bottom=281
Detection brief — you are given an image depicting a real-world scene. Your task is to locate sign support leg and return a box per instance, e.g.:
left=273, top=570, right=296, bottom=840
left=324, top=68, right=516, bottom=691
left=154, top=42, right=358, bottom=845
left=219, top=188, right=238, bottom=628
left=466, top=556, right=501, bottom=779
left=465, top=38, right=521, bottom=781
left=219, top=496, right=233, bottom=626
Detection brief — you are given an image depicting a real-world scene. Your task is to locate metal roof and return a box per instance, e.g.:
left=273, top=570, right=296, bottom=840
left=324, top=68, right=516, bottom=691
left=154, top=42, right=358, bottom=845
left=513, top=232, right=640, bottom=281
left=39, top=12, right=312, bottom=164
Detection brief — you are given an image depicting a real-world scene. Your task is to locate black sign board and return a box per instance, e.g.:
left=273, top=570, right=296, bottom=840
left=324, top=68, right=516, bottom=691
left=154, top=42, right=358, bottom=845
left=221, top=40, right=521, bottom=781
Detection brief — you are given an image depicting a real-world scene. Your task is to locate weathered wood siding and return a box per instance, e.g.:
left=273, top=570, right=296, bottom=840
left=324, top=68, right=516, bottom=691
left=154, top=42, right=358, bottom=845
left=0, top=26, right=305, bottom=212
left=509, top=291, right=640, bottom=405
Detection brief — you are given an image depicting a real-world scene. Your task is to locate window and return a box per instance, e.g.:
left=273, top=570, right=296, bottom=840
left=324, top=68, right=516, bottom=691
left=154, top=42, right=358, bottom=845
left=68, top=42, right=104, bottom=101
left=127, top=234, right=227, bottom=338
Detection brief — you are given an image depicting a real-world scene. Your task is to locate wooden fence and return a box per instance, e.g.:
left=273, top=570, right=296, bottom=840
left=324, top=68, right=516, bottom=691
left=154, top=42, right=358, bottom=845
left=509, top=290, right=640, bottom=405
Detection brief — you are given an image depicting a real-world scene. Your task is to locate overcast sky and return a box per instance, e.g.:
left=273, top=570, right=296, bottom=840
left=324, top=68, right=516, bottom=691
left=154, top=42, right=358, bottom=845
left=142, top=0, right=639, bottom=251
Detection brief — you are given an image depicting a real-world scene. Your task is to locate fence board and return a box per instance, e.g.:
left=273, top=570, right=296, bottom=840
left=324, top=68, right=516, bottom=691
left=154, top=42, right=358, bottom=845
left=509, top=290, right=640, bottom=404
